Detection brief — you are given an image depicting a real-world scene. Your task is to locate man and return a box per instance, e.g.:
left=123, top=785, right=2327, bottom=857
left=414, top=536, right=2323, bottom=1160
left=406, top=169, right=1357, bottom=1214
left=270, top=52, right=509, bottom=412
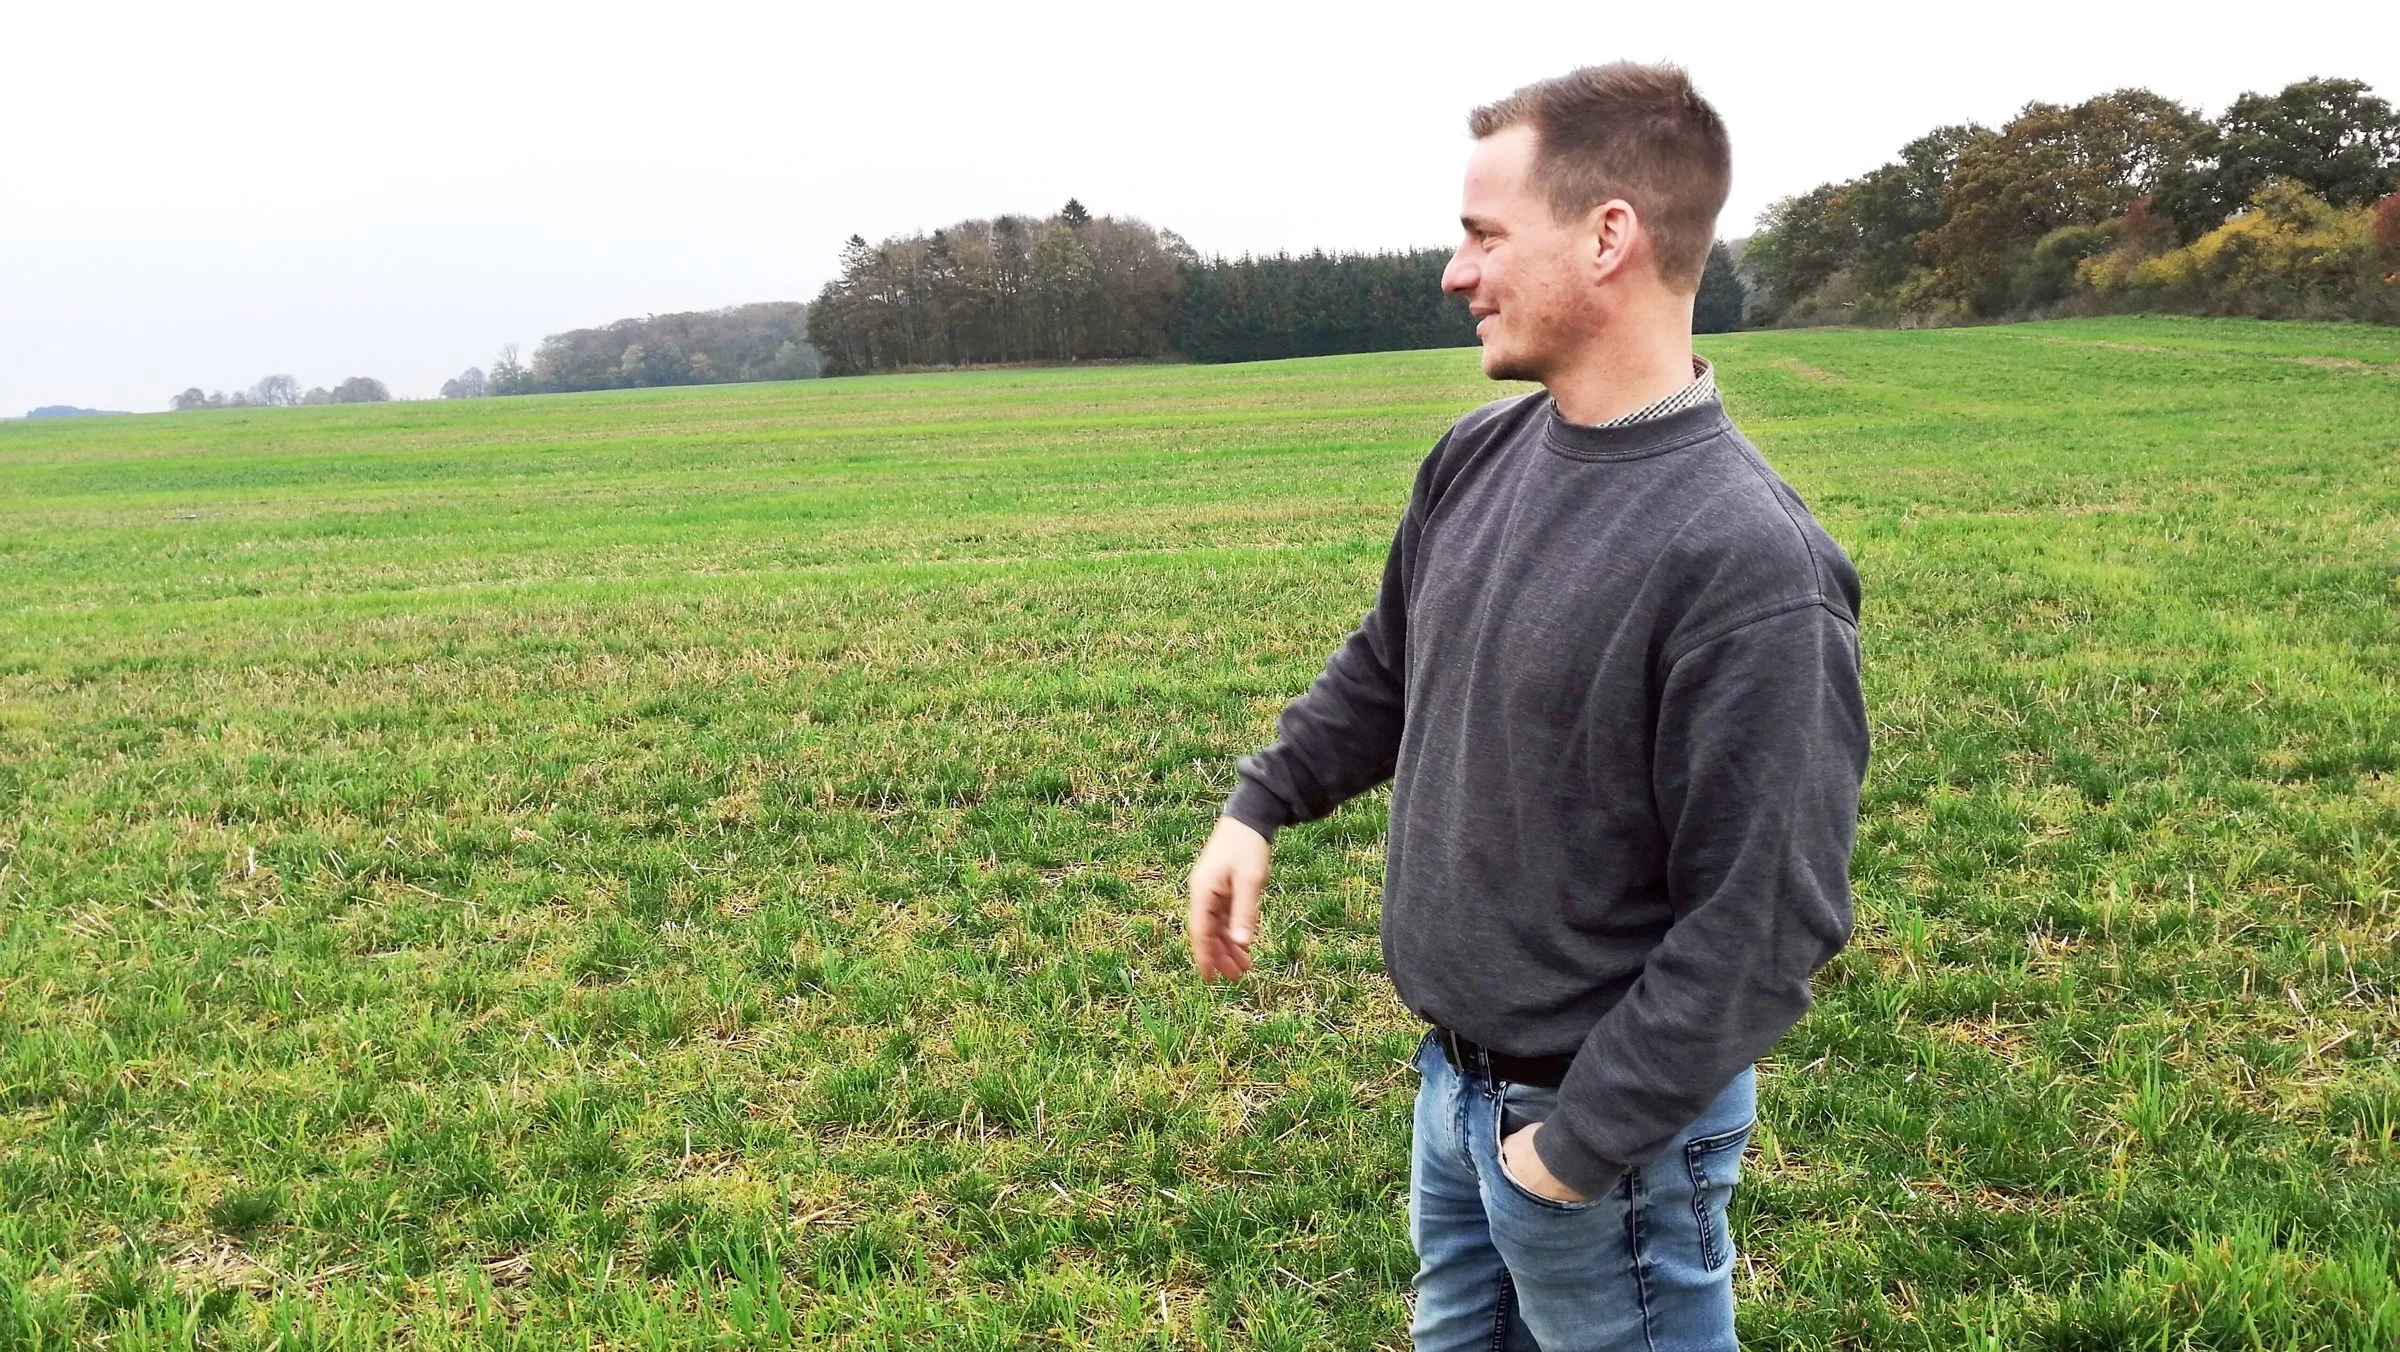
left=1184, top=64, right=1868, bottom=1351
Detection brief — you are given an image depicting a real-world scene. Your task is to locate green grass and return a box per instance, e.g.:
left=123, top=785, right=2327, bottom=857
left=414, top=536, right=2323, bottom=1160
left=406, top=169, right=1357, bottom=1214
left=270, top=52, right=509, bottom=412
left=1, top=314, right=2396, bottom=1349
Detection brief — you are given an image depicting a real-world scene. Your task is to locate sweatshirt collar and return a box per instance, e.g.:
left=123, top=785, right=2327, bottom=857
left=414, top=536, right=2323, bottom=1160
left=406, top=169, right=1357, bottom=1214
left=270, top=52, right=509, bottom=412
left=1541, top=367, right=1729, bottom=461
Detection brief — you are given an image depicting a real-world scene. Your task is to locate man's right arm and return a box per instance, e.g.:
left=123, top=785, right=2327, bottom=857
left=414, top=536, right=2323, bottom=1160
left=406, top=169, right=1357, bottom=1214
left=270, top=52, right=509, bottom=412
left=1219, top=440, right=1435, bottom=839
left=1188, top=437, right=1441, bottom=980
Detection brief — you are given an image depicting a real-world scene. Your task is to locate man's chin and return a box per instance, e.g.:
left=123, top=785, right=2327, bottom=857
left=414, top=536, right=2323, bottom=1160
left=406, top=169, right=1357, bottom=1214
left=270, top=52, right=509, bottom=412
left=1480, top=346, right=1539, bottom=384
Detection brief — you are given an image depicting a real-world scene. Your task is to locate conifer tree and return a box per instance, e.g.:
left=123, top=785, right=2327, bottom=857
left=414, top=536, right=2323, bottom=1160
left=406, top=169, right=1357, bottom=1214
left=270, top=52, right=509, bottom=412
left=1694, top=241, right=1746, bottom=333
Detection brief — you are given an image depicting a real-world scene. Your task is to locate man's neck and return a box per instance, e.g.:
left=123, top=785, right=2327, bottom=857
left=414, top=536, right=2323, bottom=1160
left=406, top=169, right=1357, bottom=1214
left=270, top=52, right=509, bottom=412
left=1541, top=310, right=1698, bottom=427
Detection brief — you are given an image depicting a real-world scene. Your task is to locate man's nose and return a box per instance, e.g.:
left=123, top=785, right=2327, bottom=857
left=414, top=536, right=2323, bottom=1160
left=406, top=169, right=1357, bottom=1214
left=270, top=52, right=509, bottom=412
left=1441, top=250, right=1476, bottom=295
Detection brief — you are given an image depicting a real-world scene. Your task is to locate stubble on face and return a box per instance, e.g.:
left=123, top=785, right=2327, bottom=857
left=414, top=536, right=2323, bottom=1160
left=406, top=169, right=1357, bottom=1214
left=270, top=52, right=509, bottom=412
left=1480, top=343, right=1544, bottom=384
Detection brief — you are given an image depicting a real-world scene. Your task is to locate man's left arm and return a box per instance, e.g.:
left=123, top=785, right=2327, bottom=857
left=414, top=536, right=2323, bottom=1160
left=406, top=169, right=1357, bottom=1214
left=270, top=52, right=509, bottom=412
left=1524, top=598, right=1869, bottom=1200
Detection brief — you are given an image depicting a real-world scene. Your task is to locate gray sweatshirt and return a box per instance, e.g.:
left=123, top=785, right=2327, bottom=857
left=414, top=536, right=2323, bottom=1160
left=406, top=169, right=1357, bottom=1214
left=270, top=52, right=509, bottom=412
left=1222, top=390, right=1868, bottom=1197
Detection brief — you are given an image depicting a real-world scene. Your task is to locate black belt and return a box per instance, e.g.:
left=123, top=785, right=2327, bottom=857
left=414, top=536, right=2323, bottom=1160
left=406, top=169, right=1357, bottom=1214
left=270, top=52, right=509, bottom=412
left=1435, top=1026, right=1574, bottom=1088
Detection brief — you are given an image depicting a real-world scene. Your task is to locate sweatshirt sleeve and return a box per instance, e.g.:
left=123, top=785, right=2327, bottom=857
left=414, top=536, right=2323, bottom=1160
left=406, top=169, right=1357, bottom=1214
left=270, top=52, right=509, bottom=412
left=1219, top=438, right=1441, bottom=839
left=1532, top=599, right=1869, bottom=1198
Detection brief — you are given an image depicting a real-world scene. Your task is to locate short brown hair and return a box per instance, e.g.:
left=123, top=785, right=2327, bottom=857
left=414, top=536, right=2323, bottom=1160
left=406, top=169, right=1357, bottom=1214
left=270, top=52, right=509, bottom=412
left=1469, top=63, right=1731, bottom=289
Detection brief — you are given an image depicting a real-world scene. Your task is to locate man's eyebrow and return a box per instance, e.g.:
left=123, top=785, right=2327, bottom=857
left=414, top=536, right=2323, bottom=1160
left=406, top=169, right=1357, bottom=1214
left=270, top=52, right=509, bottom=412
left=1461, top=214, right=1501, bottom=233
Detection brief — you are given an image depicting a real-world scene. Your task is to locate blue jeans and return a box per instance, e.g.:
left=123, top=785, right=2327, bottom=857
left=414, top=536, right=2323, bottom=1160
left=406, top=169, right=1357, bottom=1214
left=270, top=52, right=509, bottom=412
left=1408, top=1030, right=1757, bottom=1352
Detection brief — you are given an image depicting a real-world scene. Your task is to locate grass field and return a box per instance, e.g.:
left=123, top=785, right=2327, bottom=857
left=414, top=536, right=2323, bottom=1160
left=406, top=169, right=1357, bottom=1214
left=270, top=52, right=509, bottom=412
left=2, top=315, right=2397, bottom=1350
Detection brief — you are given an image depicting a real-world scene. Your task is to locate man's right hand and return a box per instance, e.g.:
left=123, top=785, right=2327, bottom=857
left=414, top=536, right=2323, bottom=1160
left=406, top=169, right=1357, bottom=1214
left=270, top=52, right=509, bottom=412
left=1186, top=815, right=1272, bottom=980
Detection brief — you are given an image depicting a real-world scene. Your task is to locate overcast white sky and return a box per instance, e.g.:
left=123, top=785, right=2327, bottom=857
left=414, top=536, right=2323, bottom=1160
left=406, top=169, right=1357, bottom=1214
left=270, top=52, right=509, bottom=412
left=5, top=1, right=2396, bottom=415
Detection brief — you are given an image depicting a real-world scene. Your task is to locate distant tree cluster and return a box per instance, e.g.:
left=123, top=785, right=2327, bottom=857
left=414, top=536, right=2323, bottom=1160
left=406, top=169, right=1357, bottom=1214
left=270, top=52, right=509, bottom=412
left=807, top=201, right=1189, bottom=375
left=1745, top=76, right=2400, bottom=326
left=456, top=302, right=818, bottom=397
left=170, top=375, right=388, bottom=410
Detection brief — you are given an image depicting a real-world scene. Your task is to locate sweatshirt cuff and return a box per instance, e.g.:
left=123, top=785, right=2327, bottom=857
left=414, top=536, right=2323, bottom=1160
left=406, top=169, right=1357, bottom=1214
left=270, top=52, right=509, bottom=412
left=1531, top=1116, right=1628, bottom=1200
left=1220, top=777, right=1292, bottom=841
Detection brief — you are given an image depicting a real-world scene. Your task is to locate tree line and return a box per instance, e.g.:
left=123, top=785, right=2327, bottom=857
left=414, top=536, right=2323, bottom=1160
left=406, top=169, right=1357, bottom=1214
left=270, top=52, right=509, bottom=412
left=171, top=376, right=390, bottom=410
left=1743, top=76, right=2400, bottom=326
left=167, top=306, right=816, bottom=411
left=811, top=200, right=1747, bottom=374
left=165, top=78, right=2400, bottom=413
left=1169, top=248, right=1475, bottom=363
left=442, top=302, right=819, bottom=398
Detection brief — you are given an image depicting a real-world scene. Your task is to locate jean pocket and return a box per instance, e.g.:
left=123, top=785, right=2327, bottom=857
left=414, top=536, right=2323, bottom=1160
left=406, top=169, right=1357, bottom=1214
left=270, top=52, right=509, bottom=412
left=1495, top=1080, right=1553, bottom=1139
left=1411, top=1028, right=1439, bottom=1077
left=1681, top=1117, right=1753, bottom=1271
left=1491, top=1089, right=1603, bottom=1213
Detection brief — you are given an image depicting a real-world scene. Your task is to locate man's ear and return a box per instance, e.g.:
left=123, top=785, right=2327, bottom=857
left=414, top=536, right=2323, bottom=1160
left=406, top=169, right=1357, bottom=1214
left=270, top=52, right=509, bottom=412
left=1589, top=200, right=1642, bottom=286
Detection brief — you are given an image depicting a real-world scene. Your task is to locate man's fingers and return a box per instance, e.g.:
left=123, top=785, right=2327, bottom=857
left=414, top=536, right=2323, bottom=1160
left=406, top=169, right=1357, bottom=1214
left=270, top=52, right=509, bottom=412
left=1229, top=863, right=1264, bottom=948
left=1187, top=873, right=1222, bottom=974
left=1187, top=864, right=1246, bottom=979
left=1186, top=818, right=1271, bottom=981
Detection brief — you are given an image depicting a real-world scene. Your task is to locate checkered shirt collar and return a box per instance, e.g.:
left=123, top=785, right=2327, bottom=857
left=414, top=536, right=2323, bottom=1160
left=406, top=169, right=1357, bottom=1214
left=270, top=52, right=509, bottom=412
left=1588, top=355, right=1718, bottom=428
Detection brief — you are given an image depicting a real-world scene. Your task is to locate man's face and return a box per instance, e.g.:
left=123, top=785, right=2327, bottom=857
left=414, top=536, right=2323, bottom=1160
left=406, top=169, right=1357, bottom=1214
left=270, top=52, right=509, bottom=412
left=1441, top=124, right=1591, bottom=384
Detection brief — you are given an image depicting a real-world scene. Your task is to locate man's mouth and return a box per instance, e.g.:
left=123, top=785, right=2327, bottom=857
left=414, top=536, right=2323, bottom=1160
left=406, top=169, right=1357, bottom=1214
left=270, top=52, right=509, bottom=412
left=1472, top=308, right=1497, bottom=338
